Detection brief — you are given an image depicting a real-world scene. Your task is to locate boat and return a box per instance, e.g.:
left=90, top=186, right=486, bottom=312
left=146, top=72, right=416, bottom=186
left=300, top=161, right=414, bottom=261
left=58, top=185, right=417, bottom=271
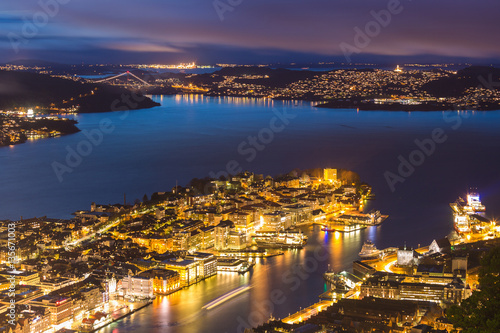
left=358, top=240, right=382, bottom=259
left=253, top=230, right=307, bottom=248
left=450, top=190, right=487, bottom=234
left=464, top=192, right=486, bottom=213
left=322, top=222, right=366, bottom=233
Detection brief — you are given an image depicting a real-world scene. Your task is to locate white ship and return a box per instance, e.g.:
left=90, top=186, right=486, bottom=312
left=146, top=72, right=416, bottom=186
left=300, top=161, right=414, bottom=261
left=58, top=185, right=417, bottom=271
left=450, top=190, right=487, bottom=234
left=358, top=240, right=382, bottom=259
left=464, top=192, right=486, bottom=213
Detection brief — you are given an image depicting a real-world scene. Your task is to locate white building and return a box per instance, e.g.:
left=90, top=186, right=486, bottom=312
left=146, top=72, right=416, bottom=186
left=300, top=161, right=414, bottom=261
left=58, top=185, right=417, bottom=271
left=120, top=275, right=154, bottom=299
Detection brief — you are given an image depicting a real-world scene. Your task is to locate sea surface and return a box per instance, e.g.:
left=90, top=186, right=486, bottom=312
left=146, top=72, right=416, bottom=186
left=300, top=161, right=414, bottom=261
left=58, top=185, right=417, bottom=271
left=1, top=95, right=500, bottom=332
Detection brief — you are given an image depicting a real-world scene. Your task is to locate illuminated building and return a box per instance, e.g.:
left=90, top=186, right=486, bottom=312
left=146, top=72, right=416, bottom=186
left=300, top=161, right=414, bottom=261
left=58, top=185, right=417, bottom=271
left=228, top=231, right=247, bottom=250
left=397, top=246, right=419, bottom=267
left=394, top=65, right=403, bottom=73
left=199, top=226, right=216, bottom=250
left=163, top=259, right=201, bottom=287
left=136, top=269, right=181, bottom=295
left=132, top=235, right=171, bottom=253
left=0, top=276, right=10, bottom=291
left=360, top=273, right=471, bottom=304
left=120, top=275, right=154, bottom=299
left=0, top=270, right=40, bottom=286
left=214, top=220, right=235, bottom=250
left=428, top=238, right=451, bottom=254
left=185, top=252, right=217, bottom=278
left=37, top=277, right=75, bottom=294
left=80, top=286, right=103, bottom=312
left=323, top=168, right=337, bottom=181
left=18, top=306, right=51, bottom=333
left=282, top=204, right=313, bottom=225
left=172, top=232, right=189, bottom=251
left=29, top=295, right=73, bottom=326
left=262, top=211, right=286, bottom=231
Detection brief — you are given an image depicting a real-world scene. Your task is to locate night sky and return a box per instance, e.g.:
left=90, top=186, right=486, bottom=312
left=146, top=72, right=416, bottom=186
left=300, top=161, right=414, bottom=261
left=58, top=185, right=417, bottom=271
left=1, top=0, right=499, bottom=64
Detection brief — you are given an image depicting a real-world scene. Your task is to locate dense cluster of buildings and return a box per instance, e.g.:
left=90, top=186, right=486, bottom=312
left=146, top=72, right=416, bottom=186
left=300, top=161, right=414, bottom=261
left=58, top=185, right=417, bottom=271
left=248, top=223, right=500, bottom=333
left=0, top=168, right=367, bottom=332
left=282, top=68, right=446, bottom=100
left=0, top=111, right=77, bottom=146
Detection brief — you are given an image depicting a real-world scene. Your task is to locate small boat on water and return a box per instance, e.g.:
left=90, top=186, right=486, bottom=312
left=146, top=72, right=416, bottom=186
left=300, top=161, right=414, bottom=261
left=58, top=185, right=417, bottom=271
left=358, top=240, right=382, bottom=259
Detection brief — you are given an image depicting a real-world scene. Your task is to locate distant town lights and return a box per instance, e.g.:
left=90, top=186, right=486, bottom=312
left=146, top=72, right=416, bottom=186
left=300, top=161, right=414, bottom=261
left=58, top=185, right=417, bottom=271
left=27, top=108, right=34, bottom=117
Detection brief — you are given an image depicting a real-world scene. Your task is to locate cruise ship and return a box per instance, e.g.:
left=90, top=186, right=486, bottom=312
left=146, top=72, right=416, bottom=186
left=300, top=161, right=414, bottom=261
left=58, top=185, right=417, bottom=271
left=450, top=191, right=487, bottom=234
left=464, top=192, right=486, bottom=213
left=358, top=240, right=382, bottom=259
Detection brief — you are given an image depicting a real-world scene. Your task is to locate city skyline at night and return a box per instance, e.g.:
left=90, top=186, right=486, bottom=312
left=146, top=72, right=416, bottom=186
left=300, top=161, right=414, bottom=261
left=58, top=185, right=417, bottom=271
left=2, top=1, right=500, bottom=333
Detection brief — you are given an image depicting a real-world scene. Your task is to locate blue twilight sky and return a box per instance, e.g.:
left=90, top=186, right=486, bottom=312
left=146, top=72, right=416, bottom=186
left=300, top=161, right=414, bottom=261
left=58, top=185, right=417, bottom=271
left=0, top=0, right=499, bottom=64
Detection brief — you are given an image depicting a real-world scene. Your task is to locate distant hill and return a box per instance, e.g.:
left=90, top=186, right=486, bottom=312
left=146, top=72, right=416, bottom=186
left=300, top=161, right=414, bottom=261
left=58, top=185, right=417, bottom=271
left=0, top=70, right=159, bottom=113
left=187, top=66, right=320, bottom=88
left=423, top=66, right=500, bottom=97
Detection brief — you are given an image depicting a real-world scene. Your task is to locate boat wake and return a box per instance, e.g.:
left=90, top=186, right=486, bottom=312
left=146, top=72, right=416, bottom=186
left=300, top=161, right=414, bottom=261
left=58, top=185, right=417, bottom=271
left=202, top=285, right=252, bottom=310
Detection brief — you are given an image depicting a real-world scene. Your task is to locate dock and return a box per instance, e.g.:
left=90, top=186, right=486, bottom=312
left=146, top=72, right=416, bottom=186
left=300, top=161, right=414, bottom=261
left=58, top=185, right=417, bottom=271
left=282, top=300, right=333, bottom=324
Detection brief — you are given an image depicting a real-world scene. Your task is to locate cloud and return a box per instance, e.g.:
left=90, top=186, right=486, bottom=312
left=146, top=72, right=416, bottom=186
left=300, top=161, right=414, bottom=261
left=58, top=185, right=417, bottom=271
left=102, top=41, right=182, bottom=53
left=0, top=0, right=499, bottom=63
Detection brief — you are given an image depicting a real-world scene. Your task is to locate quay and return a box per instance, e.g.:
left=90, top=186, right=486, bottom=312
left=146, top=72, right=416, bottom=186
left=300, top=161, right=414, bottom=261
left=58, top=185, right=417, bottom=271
left=282, top=300, right=333, bottom=324
left=78, top=299, right=154, bottom=332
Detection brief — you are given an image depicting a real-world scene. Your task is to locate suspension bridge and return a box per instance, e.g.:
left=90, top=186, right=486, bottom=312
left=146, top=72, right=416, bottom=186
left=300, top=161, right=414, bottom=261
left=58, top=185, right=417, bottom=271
left=93, top=71, right=151, bottom=86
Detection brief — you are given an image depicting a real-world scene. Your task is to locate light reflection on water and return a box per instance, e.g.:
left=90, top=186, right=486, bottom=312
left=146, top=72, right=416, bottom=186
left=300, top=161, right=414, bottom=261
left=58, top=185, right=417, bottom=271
left=1, top=95, right=500, bottom=332
left=99, top=225, right=372, bottom=333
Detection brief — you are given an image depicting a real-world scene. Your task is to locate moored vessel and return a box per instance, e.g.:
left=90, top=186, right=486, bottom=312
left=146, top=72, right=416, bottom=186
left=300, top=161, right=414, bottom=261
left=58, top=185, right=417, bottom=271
left=358, top=240, right=382, bottom=259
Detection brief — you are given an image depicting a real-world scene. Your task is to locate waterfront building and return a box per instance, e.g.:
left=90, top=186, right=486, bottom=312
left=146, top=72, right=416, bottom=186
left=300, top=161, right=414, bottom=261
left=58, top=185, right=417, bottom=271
left=360, top=272, right=470, bottom=304
left=216, top=258, right=248, bottom=272
left=282, top=204, right=313, bottom=225
left=353, top=260, right=377, bottom=278
left=136, top=269, right=181, bottom=295
left=163, top=259, right=201, bottom=287
left=262, top=211, right=289, bottom=231
left=80, top=286, right=103, bottom=312
left=120, top=275, right=154, bottom=299
left=29, top=295, right=73, bottom=326
left=185, top=252, right=217, bottom=279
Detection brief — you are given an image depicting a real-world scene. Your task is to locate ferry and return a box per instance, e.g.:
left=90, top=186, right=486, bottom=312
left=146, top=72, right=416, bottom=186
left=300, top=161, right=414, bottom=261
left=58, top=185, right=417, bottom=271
left=464, top=192, right=486, bottom=213
left=321, top=222, right=366, bottom=233
left=333, top=210, right=388, bottom=226
left=358, top=240, right=382, bottom=259
left=450, top=190, right=487, bottom=234
left=253, top=230, right=307, bottom=248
